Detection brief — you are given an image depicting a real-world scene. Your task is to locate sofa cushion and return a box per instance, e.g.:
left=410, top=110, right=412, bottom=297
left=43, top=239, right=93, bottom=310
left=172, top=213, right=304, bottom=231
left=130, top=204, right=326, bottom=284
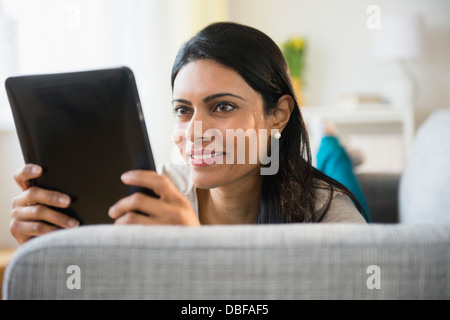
left=399, top=109, right=450, bottom=223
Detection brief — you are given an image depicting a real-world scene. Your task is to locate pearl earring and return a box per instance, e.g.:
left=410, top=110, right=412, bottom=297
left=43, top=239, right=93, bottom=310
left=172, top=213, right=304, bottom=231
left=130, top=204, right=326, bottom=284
left=273, top=131, right=282, bottom=140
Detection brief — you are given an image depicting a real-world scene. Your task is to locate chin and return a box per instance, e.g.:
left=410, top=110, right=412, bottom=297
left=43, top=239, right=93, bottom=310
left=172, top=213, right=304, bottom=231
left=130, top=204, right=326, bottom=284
left=189, top=167, right=229, bottom=189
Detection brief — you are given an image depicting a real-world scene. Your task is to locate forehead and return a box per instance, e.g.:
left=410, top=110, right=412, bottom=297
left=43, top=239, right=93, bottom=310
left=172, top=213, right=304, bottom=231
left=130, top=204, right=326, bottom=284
left=173, top=59, right=257, bottom=99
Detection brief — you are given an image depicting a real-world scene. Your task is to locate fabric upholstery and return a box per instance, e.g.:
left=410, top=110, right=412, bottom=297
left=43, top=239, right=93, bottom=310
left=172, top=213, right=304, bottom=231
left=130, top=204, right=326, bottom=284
left=358, top=173, right=400, bottom=223
left=3, top=224, right=449, bottom=300
left=400, top=109, right=450, bottom=223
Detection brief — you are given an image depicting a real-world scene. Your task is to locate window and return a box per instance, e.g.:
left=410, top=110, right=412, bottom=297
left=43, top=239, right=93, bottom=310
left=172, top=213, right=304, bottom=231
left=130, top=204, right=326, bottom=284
left=1, top=0, right=167, bottom=112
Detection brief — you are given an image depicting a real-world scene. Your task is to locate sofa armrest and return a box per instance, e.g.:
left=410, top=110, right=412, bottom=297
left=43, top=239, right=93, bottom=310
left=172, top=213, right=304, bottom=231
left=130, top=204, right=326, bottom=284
left=357, top=173, right=401, bottom=223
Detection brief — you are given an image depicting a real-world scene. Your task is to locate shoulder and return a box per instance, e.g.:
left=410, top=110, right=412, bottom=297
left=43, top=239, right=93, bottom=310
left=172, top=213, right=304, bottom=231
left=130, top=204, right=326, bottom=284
left=157, top=162, right=194, bottom=196
left=314, top=183, right=367, bottom=224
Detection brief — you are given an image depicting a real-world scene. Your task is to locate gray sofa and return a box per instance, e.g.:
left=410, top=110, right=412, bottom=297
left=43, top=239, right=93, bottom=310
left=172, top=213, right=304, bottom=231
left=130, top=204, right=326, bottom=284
left=3, top=109, right=450, bottom=300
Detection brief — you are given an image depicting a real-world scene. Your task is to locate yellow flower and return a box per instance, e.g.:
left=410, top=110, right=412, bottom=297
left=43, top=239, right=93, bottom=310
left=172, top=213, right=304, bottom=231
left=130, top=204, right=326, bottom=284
left=290, top=37, right=304, bottom=50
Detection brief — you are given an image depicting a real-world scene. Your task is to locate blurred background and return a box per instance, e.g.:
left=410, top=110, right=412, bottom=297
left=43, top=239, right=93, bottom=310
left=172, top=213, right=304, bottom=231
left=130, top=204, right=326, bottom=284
left=0, top=0, right=449, bottom=246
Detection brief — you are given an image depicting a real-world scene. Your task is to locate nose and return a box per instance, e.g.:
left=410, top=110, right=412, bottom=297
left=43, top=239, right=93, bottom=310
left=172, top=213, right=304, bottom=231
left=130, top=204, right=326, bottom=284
left=185, top=120, right=203, bottom=144
left=172, top=109, right=214, bottom=153
left=184, top=111, right=213, bottom=143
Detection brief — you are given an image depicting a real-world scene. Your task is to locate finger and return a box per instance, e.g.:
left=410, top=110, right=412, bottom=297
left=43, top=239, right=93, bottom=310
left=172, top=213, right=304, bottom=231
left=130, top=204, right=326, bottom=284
left=121, top=171, right=183, bottom=203
left=113, top=211, right=191, bottom=226
left=13, top=164, right=43, bottom=191
left=12, top=187, right=71, bottom=209
left=114, top=212, right=158, bottom=225
left=109, top=193, right=199, bottom=226
left=9, top=218, right=62, bottom=245
left=11, top=205, right=79, bottom=229
left=108, top=192, right=164, bottom=219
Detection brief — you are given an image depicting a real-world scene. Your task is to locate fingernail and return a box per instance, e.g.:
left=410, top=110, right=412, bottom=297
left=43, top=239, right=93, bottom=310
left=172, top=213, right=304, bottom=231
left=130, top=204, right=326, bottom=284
left=121, top=172, right=133, bottom=181
left=31, top=166, right=42, bottom=174
left=68, top=219, right=79, bottom=228
left=108, top=206, right=116, bottom=218
left=58, top=196, right=71, bottom=206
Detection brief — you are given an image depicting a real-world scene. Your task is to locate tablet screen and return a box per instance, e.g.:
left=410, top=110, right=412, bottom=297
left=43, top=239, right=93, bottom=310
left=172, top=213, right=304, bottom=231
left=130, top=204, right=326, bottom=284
left=6, top=67, right=157, bottom=225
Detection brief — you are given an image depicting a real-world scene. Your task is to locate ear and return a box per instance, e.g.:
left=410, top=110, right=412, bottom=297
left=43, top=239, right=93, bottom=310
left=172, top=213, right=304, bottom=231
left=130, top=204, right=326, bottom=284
left=271, top=94, right=295, bottom=132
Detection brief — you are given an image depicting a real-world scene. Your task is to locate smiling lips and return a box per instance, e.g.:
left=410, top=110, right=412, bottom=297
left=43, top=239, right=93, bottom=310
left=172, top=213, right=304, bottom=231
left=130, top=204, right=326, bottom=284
left=187, top=149, right=226, bottom=166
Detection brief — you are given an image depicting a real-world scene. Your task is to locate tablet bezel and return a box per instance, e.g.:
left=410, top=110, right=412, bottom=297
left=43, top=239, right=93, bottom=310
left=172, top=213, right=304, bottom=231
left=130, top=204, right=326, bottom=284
left=5, top=67, right=157, bottom=225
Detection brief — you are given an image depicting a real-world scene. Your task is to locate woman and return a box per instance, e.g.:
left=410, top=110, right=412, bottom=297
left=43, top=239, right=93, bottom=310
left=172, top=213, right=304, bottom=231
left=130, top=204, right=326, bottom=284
left=10, top=22, right=367, bottom=245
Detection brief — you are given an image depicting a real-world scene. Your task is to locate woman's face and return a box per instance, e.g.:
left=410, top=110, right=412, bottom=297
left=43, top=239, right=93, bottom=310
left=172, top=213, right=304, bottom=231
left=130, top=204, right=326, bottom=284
left=172, top=59, right=275, bottom=189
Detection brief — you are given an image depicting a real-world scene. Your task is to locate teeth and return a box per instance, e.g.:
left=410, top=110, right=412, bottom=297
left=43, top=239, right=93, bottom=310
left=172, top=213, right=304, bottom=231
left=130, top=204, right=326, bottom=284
left=192, top=152, right=224, bottom=160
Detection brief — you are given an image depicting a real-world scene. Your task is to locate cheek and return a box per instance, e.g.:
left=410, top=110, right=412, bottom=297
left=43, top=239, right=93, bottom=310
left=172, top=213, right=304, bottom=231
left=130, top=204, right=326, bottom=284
left=172, top=125, right=187, bottom=154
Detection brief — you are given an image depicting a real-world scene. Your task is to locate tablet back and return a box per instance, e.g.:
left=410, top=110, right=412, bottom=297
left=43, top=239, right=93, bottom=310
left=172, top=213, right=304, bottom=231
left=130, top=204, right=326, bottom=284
left=5, top=67, right=157, bottom=225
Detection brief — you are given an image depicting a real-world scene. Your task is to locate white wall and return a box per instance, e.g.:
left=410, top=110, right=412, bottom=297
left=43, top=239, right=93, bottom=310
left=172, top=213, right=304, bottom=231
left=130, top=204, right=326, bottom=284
left=228, top=0, right=449, bottom=173
left=228, top=0, right=450, bottom=115
left=0, top=132, right=22, bottom=247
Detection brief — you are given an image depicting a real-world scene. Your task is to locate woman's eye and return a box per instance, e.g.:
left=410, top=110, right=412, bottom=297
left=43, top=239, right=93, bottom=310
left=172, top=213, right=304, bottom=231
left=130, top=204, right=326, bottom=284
left=214, top=102, right=235, bottom=113
left=174, top=106, right=192, bottom=116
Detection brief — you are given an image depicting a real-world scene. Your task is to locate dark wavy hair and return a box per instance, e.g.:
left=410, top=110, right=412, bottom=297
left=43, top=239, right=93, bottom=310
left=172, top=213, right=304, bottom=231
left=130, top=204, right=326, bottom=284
left=171, top=22, right=367, bottom=223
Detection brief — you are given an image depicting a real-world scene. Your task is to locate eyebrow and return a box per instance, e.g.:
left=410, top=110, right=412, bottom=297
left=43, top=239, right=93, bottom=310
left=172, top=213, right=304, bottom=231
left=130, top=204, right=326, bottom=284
left=172, top=93, right=245, bottom=106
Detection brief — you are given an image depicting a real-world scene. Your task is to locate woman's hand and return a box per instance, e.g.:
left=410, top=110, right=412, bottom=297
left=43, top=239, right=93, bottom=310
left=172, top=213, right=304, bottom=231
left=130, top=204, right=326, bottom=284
left=108, top=170, right=200, bottom=226
left=10, top=164, right=79, bottom=245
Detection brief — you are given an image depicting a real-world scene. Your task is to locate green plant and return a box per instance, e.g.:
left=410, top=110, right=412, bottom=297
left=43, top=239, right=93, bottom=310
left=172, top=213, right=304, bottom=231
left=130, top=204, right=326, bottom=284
left=281, top=36, right=306, bottom=80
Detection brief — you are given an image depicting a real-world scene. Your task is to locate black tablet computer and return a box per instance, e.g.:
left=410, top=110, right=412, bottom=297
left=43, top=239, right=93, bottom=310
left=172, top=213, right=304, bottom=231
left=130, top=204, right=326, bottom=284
left=5, top=67, right=157, bottom=225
